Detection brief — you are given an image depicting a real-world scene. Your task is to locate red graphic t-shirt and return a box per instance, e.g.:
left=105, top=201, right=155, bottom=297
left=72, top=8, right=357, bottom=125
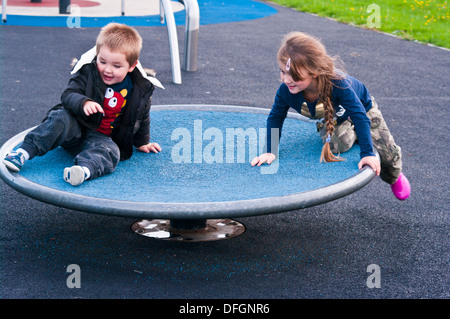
left=96, top=75, right=133, bottom=136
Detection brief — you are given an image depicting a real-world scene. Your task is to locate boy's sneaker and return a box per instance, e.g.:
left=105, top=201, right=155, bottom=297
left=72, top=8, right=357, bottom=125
left=3, top=151, right=26, bottom=172
left=391, top=172, right=411, bottom=200
left=63, top=165, right=86, bottom=186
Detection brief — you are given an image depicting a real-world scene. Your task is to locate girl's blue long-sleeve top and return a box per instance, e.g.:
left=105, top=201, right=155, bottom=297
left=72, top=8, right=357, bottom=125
left=267, top=74, right=375, bottom=159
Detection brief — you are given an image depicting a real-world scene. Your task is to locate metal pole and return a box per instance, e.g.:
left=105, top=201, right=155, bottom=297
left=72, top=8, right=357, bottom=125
left=159, top=0, right=164, bottom=23
left=160, top=0, right=182, bottom=84
left=59, top=0, right=70, bottom=14
left=2, top=0, right=7, bottom=23
left=181, top=0, right=199, bottom=72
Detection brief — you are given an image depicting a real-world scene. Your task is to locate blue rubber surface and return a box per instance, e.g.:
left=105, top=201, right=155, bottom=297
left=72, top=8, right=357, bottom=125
left=1, top=0, right=278, bottom=27
left=18, top=109, right=361, bottom=203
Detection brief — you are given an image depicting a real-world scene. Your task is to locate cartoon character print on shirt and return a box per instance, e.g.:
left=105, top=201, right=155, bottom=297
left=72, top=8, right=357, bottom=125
left=96, top=87, right=128, bottom=136
left=105, top=87, right=125, bottom=110
left=336, top=105, right=346, bottom=117
left=302, top=102, right=347, bottom=128
left=334, top=105, right=347, bottom=125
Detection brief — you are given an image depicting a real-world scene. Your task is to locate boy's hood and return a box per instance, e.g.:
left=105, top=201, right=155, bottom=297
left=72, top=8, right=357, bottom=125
left=71, top=46, right=165, bottom=89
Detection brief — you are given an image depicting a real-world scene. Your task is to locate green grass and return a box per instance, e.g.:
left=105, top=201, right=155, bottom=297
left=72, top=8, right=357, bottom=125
left=270, top=0, right=450, bottom=49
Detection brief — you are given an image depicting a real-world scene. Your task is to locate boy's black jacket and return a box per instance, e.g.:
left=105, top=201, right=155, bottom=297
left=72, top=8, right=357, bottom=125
left=46, top=59, right=155, bottom=161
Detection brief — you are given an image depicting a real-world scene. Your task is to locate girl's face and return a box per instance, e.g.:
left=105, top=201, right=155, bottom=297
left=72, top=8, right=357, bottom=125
left=96, top=46, right=137, bottom=85
left=278, top=60, right=316, bottom=94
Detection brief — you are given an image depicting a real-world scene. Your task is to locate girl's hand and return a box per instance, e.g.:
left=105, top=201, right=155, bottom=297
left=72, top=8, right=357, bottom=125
left=358, top=156, right=380, bottom=175
left=137, top=142, right=162, bottom=153
left=251, top=153, right=276, bottom=166
left=83, top=100, right=104, bottom=116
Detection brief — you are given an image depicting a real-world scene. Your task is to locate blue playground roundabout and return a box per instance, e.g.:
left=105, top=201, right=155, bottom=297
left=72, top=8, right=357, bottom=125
left=0, top=104, right=377, bottom=241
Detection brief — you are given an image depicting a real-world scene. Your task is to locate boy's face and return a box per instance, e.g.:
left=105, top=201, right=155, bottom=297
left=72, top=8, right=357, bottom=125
left=96, top=46, right=137, bottom=85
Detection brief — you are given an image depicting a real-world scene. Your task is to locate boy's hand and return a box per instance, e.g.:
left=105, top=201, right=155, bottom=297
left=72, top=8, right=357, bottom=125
left=137, top=142, right=162, bottom=154
left=358, top=156, right=380, bottom=176
left=251, top=153, right=276, bottom=166
left=83, top=100, right=104, bottom=116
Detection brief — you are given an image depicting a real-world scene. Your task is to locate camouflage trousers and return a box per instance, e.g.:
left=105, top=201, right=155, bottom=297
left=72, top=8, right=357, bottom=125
left=317, top=98, right=402, bottom=184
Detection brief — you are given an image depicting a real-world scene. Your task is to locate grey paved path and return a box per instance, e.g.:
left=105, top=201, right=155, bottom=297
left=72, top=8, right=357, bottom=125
left=0, top=1, right=448, bottom=301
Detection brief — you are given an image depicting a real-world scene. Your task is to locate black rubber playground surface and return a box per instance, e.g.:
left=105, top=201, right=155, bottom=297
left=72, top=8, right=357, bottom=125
left=0, top=0, right=448, bottom=303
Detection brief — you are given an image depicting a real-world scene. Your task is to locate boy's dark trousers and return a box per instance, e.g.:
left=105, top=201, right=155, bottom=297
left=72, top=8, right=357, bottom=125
left=20, top=108, right=120, bottom=180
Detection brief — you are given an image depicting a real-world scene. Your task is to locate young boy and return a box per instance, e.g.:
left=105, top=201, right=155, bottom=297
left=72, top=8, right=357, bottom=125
left=3, top=23, right=164, bottom=186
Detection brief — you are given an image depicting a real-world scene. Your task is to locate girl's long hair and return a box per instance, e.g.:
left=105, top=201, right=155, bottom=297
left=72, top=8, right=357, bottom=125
left=277, top=31, right=346, bottom=162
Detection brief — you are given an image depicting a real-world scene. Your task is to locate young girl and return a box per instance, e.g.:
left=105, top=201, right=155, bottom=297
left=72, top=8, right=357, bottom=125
left=251, top=31, right=410, bottom=200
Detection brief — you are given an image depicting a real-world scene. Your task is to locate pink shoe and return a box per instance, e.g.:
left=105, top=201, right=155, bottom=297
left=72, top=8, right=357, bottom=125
left=390, top=173, right=411, bottom=200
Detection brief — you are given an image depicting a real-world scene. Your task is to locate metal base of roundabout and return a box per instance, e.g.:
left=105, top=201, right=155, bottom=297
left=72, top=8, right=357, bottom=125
left=132, top=218, right=245, bottom=242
